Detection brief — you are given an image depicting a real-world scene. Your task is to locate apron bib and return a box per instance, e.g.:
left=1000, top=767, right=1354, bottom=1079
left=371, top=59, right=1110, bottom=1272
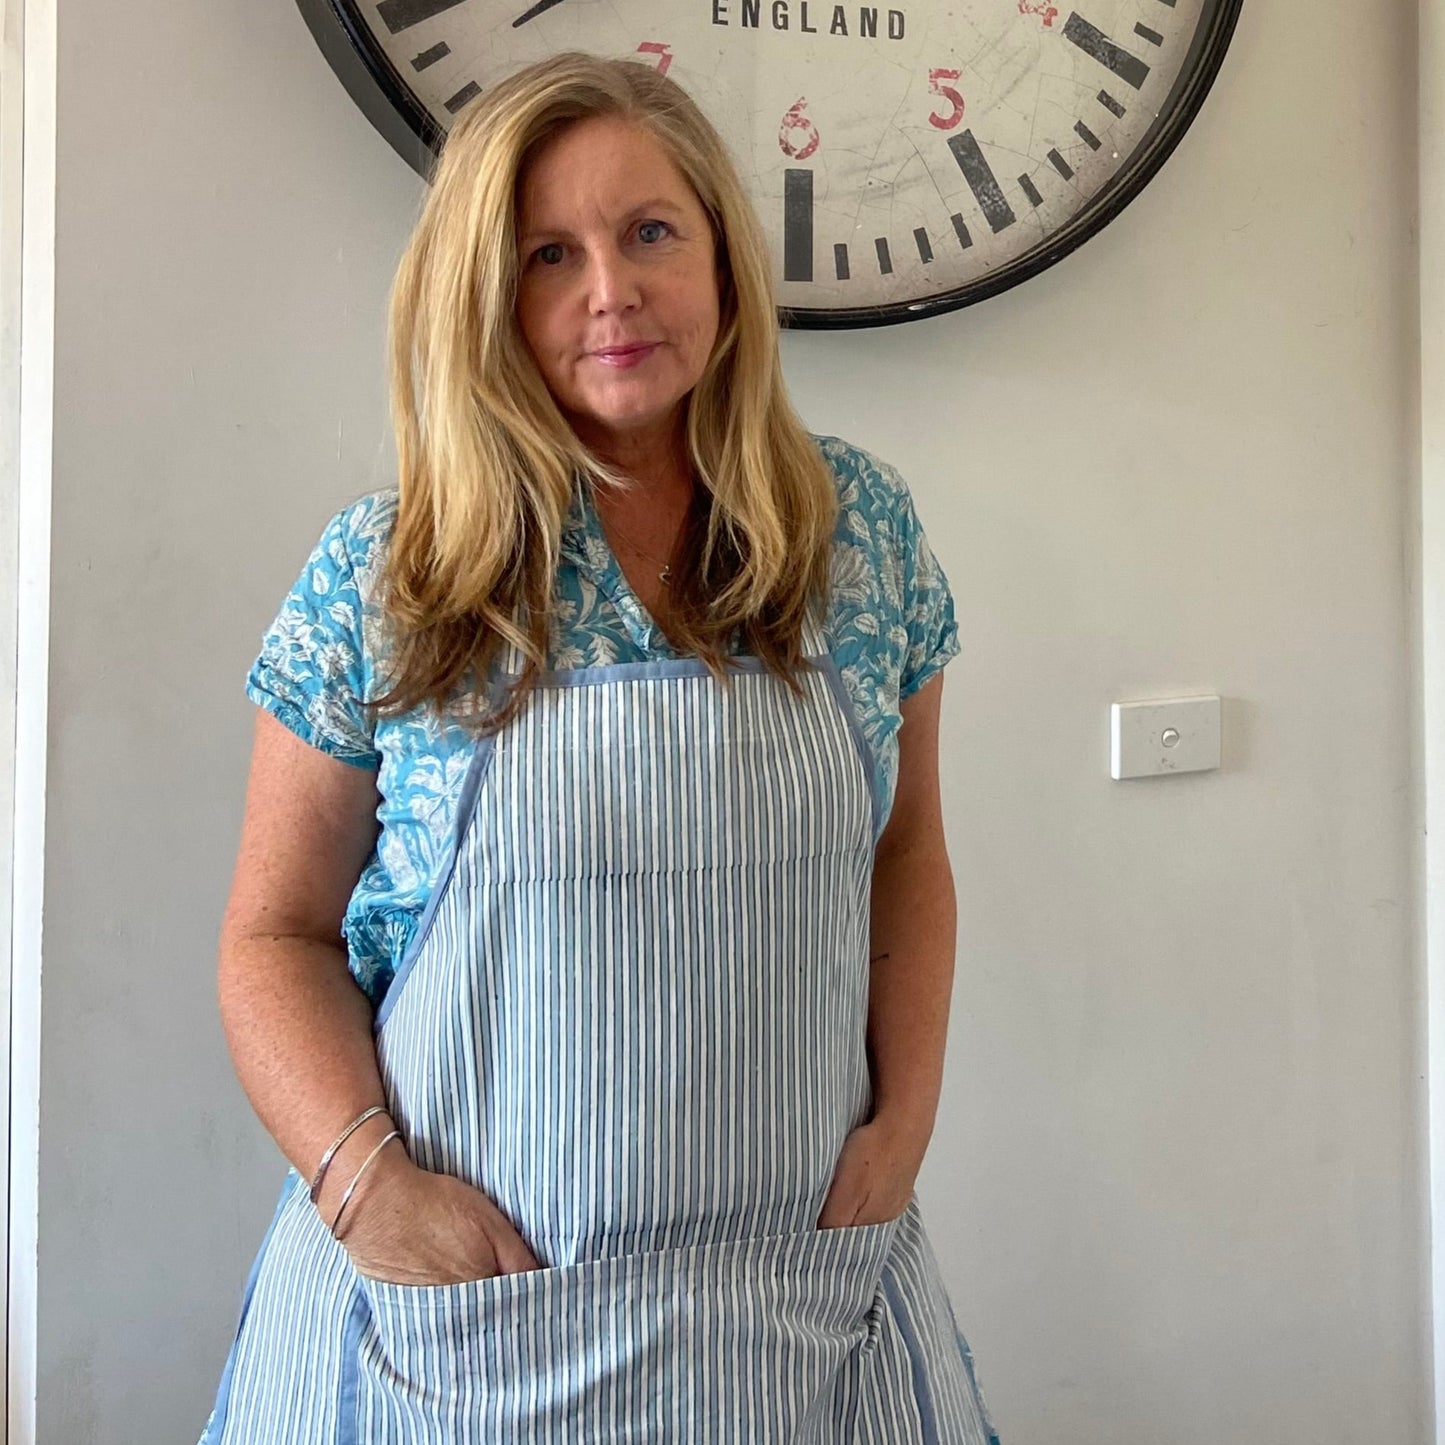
left=202, top=622, right=1000, bottom=1445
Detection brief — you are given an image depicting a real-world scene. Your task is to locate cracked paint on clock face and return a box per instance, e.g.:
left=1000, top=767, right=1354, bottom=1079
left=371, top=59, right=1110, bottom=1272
left=322, top=0, right=1239, bottom=324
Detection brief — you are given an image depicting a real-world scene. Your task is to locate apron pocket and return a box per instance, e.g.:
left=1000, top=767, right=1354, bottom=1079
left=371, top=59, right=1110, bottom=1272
left=354, top=1219, right=899, bottom=1443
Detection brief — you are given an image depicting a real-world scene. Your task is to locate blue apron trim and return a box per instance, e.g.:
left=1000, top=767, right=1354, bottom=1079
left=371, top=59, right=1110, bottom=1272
left=803, top=609, right=883, bottom=843
left=883, top=1267, right=941, bottom=1445
left=817, top=654, right=886, bottom=845
left=523, top=651, right=831, bottom=690
left=373, top=732, right=498, bottom=1032
left=955, top=1326, right=1003, bottom=1445
left=335, top=1290, right=369, bottom=1445
left=201, top=1171, right=300, bottom=1441
left=534, top=657, right=751, bottom=686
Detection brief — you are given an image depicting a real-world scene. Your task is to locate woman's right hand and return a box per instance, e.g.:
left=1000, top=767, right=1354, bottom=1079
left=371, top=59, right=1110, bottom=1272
left=332, top=1144, right=542, bottom=1286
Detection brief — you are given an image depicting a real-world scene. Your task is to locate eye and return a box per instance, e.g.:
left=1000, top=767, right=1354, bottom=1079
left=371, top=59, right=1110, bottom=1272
left=637, top=220, right=672, bottom=244
left=532, top=242, right=565, bottom=266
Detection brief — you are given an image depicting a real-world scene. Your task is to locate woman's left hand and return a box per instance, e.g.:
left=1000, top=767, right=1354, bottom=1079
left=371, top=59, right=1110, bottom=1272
left=817, top=1118, right=926, bottom=1229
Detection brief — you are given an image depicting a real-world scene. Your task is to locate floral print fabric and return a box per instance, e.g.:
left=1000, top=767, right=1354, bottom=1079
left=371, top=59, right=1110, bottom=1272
left=246, top=436, right=961, bottom=1002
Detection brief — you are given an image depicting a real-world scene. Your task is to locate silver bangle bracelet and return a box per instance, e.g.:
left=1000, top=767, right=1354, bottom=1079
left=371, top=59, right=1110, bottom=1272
left=308, top=1104, right=389, bottom=1205
left=329, top=1129, right=403, bottom=1240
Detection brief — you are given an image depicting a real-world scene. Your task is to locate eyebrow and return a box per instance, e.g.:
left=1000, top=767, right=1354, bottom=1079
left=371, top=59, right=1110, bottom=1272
left=623, top=197, right=684, bottom=216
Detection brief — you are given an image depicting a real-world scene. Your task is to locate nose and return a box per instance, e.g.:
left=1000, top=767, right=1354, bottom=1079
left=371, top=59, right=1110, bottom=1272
left=585, top=244, right=642, bottom=317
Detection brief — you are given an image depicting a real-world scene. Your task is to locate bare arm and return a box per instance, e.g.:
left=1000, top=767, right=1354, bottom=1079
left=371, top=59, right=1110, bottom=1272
left=819, top=671, right=957, bottom=1227
left=219, top=710, right=389, bottom=1209
left=865, top=671, right=956, bottom=1157
left=220, top=709, right=538, bottom=1280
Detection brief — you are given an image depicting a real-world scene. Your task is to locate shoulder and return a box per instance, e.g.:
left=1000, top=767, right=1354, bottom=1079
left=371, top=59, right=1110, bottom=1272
left=810, top=434, right=930, bottom=594
left=812, top=434, right=912, bottom=510
left=253, top=488, right=399, bottom=698
left=291, top=490, right=399, bottom=657
left=312, top=489, right=398, bottom=592
left=808, top=432, right=958, bottom=680
left=810, top=434, right=923, bottom=559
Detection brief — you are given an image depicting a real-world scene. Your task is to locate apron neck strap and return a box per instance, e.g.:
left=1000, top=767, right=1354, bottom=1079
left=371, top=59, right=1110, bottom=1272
left=496, top=607, right=830, bottom=676
left=800, top=610, right=829, bottom=660
left=502, top=636, right=526, bottom=678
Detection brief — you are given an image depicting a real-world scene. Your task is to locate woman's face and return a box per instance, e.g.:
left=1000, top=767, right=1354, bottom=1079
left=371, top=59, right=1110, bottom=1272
left=516, top=115, right=721, bottom=456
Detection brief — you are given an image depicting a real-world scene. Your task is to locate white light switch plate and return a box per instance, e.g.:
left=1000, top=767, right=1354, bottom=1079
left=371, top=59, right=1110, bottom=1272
left=1110, top=696, right=1221, bottom=780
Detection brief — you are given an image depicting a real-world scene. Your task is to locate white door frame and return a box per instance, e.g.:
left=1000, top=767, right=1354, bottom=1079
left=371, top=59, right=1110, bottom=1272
left=1423, top=4, right=1445, bottom=1443
left=4, top=0, right=55, bottom=1440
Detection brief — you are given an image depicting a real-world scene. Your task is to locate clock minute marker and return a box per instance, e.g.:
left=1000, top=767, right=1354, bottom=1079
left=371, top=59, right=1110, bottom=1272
left=947, top=132, right=1017, bottom=234
left=511, top=0, right=568, bottom=24
left=875, top=238, right=893, bottom=275
left=1098, top=90, right=1127, bottom=118
left=412, top=41, right=450, bottom=70
left=914, top=229, right=933, bottom=264
left=1134, top=23, right=1164, bottom=45
left=834, top=244, right=850, bottom=281
left=376, top=0, right=469, bottom=34
left=1047, top=149, right=1073, bottom=180
left=444, top=81, right=481, bottom=112
left=782, top=169, right=813, bottom=283
left=1018, top=174, right=1044, bottom=208
left=1063, top=12, right=1151, bottom=91
left=1075, top=121, right=1102, bottom=150
left=950, top=214, right=973, bottom=250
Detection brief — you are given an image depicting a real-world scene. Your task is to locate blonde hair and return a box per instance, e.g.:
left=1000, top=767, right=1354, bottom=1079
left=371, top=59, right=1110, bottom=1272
left=379, top=51, right=838, bottom=731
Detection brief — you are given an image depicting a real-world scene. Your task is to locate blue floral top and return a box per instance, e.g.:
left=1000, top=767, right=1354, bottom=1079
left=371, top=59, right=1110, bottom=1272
left=247, top=435, right=961, bottom=1004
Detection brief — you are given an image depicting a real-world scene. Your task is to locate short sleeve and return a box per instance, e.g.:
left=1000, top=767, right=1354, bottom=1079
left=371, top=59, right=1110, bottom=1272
left=245, top=499, right=382, bottom=769
left=895, top=491, right=961, bottom=700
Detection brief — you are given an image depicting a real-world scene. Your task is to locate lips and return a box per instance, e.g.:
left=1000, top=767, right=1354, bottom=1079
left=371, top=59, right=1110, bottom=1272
left=590, top=342, right=659, bottom=368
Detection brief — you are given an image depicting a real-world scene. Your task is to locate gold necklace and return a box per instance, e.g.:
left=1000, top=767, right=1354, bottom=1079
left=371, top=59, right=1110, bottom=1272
left=601, top=509, right=688, bottom=586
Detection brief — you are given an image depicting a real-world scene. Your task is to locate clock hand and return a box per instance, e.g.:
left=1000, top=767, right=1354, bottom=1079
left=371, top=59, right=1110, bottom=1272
left=512, top=0, right=567, bottom=25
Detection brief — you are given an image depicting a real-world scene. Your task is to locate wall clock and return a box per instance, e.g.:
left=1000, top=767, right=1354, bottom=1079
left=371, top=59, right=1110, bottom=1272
left=296, top=0, right=1241, bottom=328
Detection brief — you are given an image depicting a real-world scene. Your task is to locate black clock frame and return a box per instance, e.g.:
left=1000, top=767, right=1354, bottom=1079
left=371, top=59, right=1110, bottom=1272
left=295, top=0, right=1243, bottom=329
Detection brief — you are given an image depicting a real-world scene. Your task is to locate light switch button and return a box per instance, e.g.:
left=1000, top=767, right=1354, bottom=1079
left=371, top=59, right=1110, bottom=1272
left=1110, top=696, right=1221, bottom=780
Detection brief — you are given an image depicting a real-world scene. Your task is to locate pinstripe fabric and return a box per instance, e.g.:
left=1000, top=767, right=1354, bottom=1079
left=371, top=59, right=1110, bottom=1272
left=202, top=620, right=1000, bottom=1444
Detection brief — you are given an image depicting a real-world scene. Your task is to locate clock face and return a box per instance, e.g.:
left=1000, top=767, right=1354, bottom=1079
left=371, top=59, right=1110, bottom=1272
left=298, top=0, right=1240, bottom=326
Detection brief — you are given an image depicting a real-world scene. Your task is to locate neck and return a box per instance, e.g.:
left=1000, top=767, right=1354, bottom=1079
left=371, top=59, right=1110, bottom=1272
left=574, top=411, right=694, bottom=501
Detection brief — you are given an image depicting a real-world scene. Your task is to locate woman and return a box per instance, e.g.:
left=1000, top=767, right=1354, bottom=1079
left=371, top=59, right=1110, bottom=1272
left=202, top=50, right=999, bottom=1445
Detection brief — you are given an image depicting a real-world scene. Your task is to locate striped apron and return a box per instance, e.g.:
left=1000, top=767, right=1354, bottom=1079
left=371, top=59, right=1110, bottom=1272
left=201, top=620, right=1001, bottom=1444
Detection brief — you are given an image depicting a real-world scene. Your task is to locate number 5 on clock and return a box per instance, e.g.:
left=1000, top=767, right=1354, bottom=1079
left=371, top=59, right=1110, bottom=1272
left=927, top=68, right=964, bottom=131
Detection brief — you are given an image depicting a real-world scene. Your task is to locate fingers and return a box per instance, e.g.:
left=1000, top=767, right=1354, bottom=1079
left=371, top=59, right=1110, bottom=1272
left=487, top=1215, right=543, bottom=1274
left=817, top=1176, right=865, bottom=1230
left=452, top=1183, right=542, bottom=1275
left=342, top=1170, right=541, bottom=1284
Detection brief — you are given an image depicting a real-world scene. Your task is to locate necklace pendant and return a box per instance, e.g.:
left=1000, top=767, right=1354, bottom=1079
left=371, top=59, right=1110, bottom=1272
left=659, top=564, right=672, bottom=584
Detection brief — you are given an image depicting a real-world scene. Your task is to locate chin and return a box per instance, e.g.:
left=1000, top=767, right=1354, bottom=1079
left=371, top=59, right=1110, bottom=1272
left=574, top=393, right=688, bottom=436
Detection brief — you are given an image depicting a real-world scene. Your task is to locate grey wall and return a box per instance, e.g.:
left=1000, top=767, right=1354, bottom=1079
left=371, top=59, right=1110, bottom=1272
left=41, top=1, right=418, bottom=1437
left=33, top=0, right=1426, bottom=1441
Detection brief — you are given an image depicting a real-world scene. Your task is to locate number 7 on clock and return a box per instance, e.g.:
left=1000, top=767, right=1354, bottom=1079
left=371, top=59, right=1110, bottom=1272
left=636, top=41, right=674, bottom=76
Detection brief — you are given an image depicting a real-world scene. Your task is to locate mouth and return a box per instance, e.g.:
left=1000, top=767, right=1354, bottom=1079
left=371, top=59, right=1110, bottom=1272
left=590, top=342, right=660, bottom=368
